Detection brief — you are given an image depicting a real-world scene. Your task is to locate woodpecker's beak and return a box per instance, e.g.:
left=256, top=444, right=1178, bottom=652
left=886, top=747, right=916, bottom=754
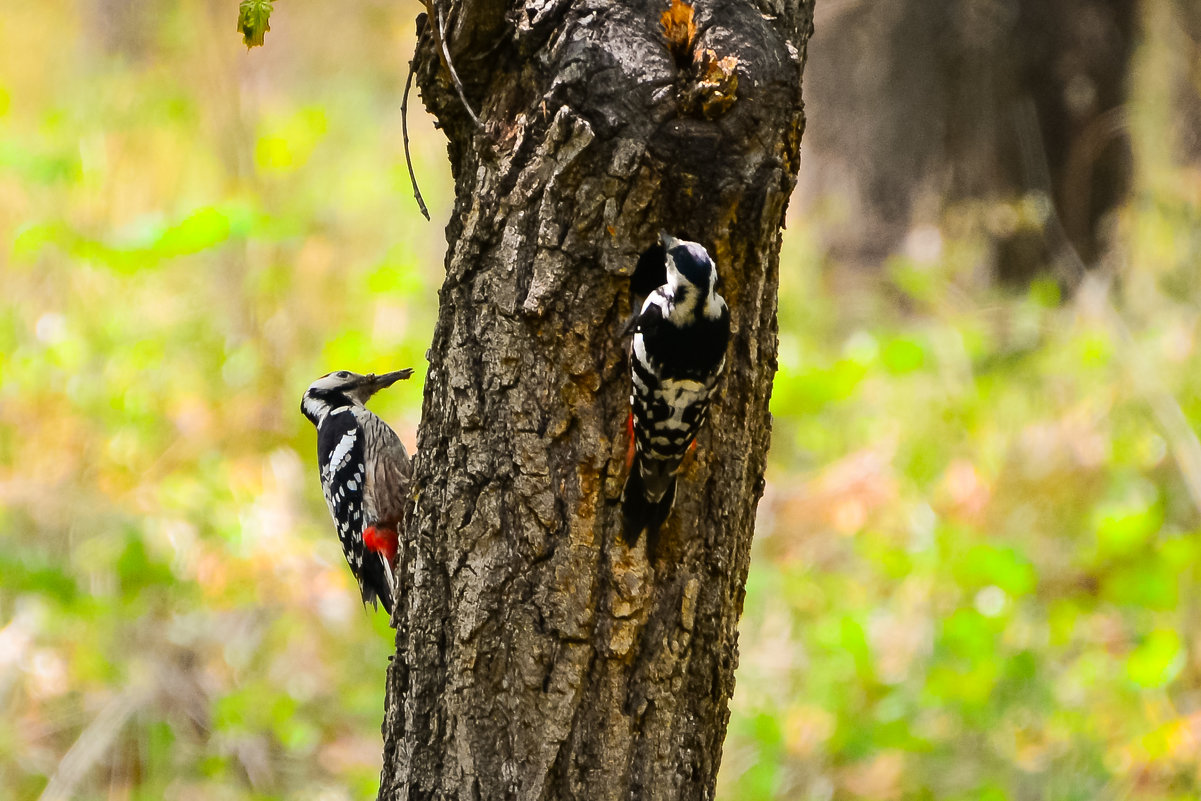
left=659, top=230, right=682, bottom=250
left=365, top=369, right=414, bottom=392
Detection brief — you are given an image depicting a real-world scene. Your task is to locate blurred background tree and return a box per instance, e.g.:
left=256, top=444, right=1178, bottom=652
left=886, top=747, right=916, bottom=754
left=1, top=0, right=1200, bottom=799
left=799, top=0, right=1139, bottom=283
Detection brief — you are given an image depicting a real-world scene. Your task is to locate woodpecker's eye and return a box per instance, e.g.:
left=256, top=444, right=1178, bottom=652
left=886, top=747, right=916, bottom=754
left=337, top=371, right=351, bottom=378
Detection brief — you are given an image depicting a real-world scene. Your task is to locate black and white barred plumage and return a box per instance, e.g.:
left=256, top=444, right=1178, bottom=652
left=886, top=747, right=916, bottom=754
left=302, top=369, right=413, bottom=613
left=622, top=233, right=731, bottom=550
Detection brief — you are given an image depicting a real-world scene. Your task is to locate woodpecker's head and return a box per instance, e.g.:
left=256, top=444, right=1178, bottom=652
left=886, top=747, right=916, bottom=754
left=660, top=232, right=724, bottom=321
left=301, top=369, right=413, bottom=425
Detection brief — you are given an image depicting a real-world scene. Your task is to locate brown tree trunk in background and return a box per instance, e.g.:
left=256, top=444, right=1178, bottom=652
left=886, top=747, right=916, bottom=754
left=84, top=0, right=152, bottom=55
left=1166, top=0, right=1201, bottom=165
left=798, top=0, right=1137, bottom=282
left=378, top=1, right=814, bottom=799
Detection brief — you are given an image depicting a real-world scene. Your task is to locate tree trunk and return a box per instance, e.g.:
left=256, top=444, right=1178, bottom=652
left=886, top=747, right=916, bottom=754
left=379, top=1, right=813, bottom=798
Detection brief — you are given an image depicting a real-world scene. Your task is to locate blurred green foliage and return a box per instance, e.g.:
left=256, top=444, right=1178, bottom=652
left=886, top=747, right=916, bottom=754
left=2, top=2, right=1201, bottom=801
left=719, top=5, right=1201, bottom=795
left=1, top=1, right=447, bottom=798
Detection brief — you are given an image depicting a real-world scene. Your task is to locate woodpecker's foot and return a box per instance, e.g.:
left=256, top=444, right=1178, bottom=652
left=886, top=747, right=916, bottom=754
left=363, top=525, right=399, bottom=565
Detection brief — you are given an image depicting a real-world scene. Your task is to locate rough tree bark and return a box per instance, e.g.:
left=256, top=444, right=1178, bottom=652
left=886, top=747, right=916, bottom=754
left=380, top=1, right=813, bottom=798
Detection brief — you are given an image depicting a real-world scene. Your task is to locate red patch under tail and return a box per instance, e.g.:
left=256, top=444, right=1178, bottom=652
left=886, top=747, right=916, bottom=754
left=363, top=525, right=399, bottom=565
left=625, top=409, right=636, bottom=470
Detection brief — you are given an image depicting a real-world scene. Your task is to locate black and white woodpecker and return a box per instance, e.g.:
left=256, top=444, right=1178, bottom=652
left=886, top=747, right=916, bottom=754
left=301, top=369, right=413, bottom=614
left=622, top=233, right=731, bottom=550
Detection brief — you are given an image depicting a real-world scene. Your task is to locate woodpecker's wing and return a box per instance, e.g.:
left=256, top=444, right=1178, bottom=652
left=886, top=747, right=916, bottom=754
left=353, top=408, right=411, bottom=527
left=315, top=409, right=368, bottom=579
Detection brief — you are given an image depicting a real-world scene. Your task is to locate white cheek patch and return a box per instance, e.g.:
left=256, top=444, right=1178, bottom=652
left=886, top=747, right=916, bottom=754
left=302, top=395, right=326, bottom=420
left=704, top=293, right=726, bottom=321
left=664, top=287, right=698, bottom=325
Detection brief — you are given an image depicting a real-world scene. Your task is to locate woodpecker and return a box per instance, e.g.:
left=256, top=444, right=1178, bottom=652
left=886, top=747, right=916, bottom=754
left=622, top=233, right=730, bottom=551
left=301, top=369, right=413, bottom=614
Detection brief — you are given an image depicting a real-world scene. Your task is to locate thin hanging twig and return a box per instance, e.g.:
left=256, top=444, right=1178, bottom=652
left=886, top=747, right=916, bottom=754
left=402, top=53, right=431, bottom=221
left=430, top=1, right=483, bottom=129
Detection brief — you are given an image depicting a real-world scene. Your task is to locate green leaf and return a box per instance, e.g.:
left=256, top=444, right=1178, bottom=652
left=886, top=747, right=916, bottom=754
left=954, top=543, right=1037, bottom=597
left=881, top=335, right=927, bottom=374
left=1028, top=275, right=1061, bottom=307
left=1126, top=629, right=1184, bottom=689
left=1093, top=484, right=1163, bottom=558
left=237, top=0, right=273, bottom=49
left=155, top=206, right=232, bottom=256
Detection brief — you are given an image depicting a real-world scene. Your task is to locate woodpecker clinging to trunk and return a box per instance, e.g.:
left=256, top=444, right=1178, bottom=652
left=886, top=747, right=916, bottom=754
left=622, top=233, right=731, bottom=553
left=301, top=369, right=413, bottom=614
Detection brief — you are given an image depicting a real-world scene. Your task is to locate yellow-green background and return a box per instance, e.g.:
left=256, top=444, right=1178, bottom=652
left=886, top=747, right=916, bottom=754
left=2, top=1, right=1201, bottom=799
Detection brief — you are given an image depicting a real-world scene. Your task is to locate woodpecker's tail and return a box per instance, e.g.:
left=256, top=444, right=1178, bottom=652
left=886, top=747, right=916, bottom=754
left=358, top=556, right=395, bottom=615
left=621, top=458, right=678, bottom=554
left=359, top=526, right=397, bottom=615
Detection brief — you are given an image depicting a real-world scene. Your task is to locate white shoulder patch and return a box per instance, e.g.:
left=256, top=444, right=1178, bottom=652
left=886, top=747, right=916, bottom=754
left=329, top=429, right=358, bottom=472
